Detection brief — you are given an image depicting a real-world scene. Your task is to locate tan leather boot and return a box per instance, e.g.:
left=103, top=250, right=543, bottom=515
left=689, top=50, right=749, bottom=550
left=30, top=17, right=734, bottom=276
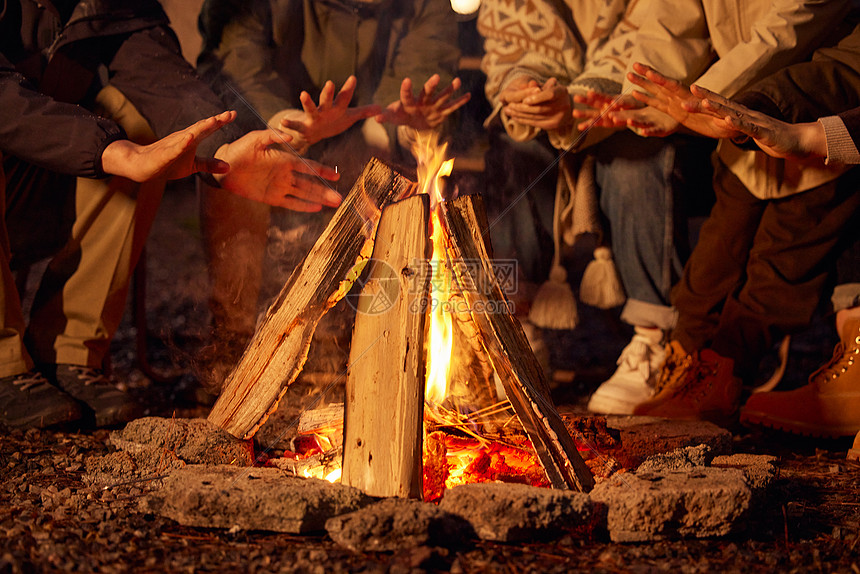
left=633, top=340, right=742, bottom=425
left=741, top=318, right=860, bottom=438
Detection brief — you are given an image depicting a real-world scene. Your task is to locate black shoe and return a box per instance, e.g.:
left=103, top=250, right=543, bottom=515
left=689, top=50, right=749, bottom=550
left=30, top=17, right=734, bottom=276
left=53, top=365, right=144, bottom=427
left=0, top=371, right=82, bottom=428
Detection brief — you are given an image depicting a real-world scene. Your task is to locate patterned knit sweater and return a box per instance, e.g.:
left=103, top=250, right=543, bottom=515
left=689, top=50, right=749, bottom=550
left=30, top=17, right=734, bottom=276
left=478, top=0, right=648, bottom=149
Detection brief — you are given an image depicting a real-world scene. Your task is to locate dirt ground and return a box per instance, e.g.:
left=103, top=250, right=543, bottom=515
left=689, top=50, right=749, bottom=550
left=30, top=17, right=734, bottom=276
left=2, top=177, right=858, bottom=573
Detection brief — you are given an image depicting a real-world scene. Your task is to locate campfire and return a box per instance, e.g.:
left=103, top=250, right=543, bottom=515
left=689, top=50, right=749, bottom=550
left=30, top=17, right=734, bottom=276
left=206, top=135, right=594, bottom=500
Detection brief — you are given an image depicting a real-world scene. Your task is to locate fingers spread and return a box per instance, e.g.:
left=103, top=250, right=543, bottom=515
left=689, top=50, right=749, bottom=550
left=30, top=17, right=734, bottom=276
left=290, top=157, right=340, bottom=181
left=300, top=91, right=318, bottom=116
left=280, top=118, right=307, bottom=133
left=400, top=77, right=416, bottom=106
left=282, top=173, right=342, bottom=207
left=444, top=93, right=471, bottom=115
left=422, top=74, right=441, bottom=100
left=188, top=111, right=235, bottom=141
left=334, top=75, right=358, bottom=108
left=318, top=80, right=336, bottom=109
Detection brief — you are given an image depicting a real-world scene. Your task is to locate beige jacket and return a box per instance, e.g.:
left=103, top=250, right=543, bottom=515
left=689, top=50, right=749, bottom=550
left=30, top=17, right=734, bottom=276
left=623, top=0, right=853, bottom=198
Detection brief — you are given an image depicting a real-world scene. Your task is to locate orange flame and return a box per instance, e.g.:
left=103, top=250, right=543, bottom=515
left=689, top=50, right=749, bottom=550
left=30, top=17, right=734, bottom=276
left=411, top=131, right=455, bottom=406
left=412, top=131, right=454, bottom=209
left=425, top=212, right=455, bottom=404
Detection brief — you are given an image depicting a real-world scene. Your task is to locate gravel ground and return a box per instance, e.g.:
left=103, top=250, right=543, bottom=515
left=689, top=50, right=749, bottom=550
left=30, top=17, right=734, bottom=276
left=3, top=182, right=859, bottom=573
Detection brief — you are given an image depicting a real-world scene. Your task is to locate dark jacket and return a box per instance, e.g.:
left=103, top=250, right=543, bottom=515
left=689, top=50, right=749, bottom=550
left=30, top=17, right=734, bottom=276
left=197, top=0, right=460, bottom=132
left=0, top=0, right=236, bottom=178
left=839, top=107, right=860, bottom=146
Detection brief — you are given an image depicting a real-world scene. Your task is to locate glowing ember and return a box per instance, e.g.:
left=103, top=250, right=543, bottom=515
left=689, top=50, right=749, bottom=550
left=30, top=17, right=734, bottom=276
left=422, top=431, right=550, bottom=502
left=277, top=421, right=344, bottom=484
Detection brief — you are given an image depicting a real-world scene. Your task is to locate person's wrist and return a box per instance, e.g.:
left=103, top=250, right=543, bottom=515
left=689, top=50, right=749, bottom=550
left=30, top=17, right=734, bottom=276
left=101, top=140, right=136, bottom=178
left=799, top=122, right=827, bottom=158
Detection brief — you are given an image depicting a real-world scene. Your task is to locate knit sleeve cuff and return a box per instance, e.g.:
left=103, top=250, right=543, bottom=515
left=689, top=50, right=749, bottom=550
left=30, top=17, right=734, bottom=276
left=819, top=116, right=860, bottom=165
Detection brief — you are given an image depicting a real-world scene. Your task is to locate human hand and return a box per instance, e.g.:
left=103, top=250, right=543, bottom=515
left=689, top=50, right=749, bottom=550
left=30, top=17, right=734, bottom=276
left=503, top=78, right=574, bottom=131
left=279, top=76, right=381, bottom=146
left=571, top=91, right=641, bottom=129
left=692, top=85, right=827, bottom=159
left=214, top=130, right=342, bottom=212
left=101, top=111, right=235, bottom=182
left=376, top=74, right=471, bottom=131
left=626, top=63, right=728, bottom=138
left=498, top=76, right=541, bottom=105
left=574, top=85, right=680, bottom=137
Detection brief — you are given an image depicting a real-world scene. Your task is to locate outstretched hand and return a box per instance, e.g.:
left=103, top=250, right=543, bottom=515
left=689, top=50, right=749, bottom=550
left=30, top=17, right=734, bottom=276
left=691, top=85, right=827, bottom=159
left=626, top=63, right=828, bottom=158
left=213, top=129, right=342, bottom=212
left=498, top=76, right=541, bottom=106
left=571, top=91, right=642, bottom=129
left=626, top=63, right=730, bottom=138
left=279, top=76, right=381, bottom=146
left=503, top=78, right=574, bottom=131
left=101, top=111, right=235, bottom=182
left=376, top=74, right=471, bottom=131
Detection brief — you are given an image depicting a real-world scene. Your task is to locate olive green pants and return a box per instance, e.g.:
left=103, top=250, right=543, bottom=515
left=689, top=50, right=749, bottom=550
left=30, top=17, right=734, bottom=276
left=0, top=86, right=164, bottom=377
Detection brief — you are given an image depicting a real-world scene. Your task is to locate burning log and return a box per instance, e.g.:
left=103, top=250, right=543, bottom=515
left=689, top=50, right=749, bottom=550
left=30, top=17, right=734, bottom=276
left=442, top=194, right=595, bottom=492
left=208, top=159, right=416, bottom=439
left=447, top=293, right=500, bottom=421
left=342, top=194, right=432, bottom=498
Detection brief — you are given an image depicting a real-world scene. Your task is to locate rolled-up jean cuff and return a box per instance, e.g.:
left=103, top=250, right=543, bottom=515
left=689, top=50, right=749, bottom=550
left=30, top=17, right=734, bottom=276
left=832, top=283, right=860, bottom=312
left=620, top=298, right=678, bottom=331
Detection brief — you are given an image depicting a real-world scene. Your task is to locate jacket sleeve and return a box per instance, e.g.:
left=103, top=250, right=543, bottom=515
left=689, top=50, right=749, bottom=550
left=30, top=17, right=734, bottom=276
left=837, top=107, right=860, bottom=151
left=550, top=0, right=649, bottom=149
left=0, top=53, right=125, bottom=178
left=196, top=0, right=293, bottom=131
left=105, top=25, right=243, bottom=157
left=625, top=0, right=850, bottom=98
left=820, top=113, right=860, bottom=164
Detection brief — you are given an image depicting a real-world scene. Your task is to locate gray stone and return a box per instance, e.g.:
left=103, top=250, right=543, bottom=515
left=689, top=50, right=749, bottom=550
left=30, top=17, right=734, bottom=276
left=110, top=417, right=255, bottom=468
left=139, top=465, right=373, bottom=533
left=438, top=483, right=598, bottom=543
left=325, top=498, right=472, bottom=552
left=590, top=466, right=751, bottom=542
left=604, top=416, right=732, bottom=468
left=712, top=453, right=778, bottom=493
left=636, top=444, right=713, bottom=473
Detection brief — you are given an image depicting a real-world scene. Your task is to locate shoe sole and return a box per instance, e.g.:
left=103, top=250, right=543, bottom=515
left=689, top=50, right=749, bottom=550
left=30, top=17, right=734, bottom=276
left=6, top=407, right=82, bottom=429
left=586, top=395, right=637, bottom=415
left=740, top=410, right=858, bottom=439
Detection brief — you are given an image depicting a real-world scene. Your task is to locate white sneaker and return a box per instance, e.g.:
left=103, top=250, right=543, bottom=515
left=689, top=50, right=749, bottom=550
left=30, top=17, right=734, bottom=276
left=587, top=327, right=666, bottom=414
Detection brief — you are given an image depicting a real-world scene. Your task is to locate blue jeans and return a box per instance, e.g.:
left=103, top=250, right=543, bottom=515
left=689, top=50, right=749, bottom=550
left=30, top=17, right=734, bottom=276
left=596, top=131, right=715, bottom=331
left=483, top=130, right=556, bottom=285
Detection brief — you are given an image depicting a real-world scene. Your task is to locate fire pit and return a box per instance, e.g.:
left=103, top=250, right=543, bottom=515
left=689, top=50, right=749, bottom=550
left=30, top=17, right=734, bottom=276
left=207, top=137, right=594, bottom=500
